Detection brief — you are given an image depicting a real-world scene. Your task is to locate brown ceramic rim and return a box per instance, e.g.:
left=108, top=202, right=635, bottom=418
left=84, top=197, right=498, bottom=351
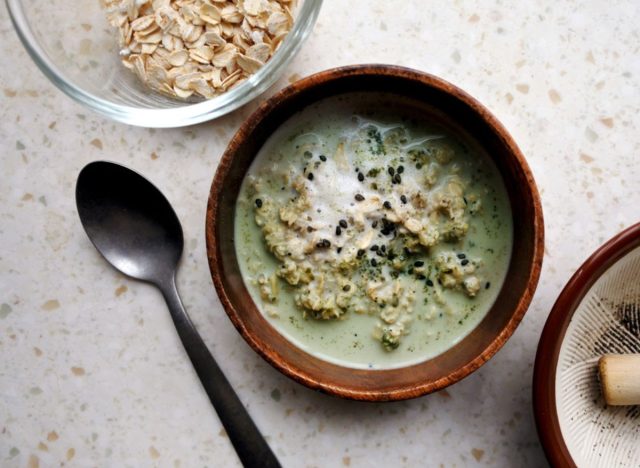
left=206, top=64, right=544, bottom=401
left=533, top=222, right=640, bottom=467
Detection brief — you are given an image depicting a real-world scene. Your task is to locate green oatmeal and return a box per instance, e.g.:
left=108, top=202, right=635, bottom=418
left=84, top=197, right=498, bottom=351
left=234, top=93, right=513, bottom=369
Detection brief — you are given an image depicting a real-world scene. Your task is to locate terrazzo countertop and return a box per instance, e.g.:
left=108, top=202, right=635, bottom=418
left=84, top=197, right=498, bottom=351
left=2, top=1, right=640, bottom=467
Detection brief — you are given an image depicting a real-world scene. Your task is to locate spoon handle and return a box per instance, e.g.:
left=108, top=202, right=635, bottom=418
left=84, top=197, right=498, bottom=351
left=160, top=275, right=281, bottom=468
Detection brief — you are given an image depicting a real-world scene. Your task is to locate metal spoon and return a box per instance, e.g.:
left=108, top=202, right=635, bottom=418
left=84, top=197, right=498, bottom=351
left=75, top=161, right=280, bottom=468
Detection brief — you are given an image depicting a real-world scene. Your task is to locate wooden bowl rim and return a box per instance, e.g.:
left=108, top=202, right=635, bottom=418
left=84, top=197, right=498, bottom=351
left=532, top=221, right=640, bottom=467
left=206, top=64, right=545, bottom=400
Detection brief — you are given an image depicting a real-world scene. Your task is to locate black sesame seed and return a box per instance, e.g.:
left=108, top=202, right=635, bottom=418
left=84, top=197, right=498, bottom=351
left=316, top=239, right=331, bottom=249
left=339, top=219, right=348, bottom=229
left=457, top=253, right=466, bottom=259
left=397, top=165, right=404, bottom=174
left=400, top=195, right=407, bottom=204
left=372, top=220, right=378, bottom=228
left=485, top=282, right=491, bottom=289
left=357, top=249, right=365, bottom=258
left=343, top=284, right=351, bottom=292
left=371, top=259, right=378, bottom=267
left=337, top=247, right=342, bottom=253
left=408, top=268, right=414, bottom=275
left=380, top=245, right=386, bottom=253
left=358, top=172, right=365, bottom=182
left=307, top=172, right=314, bottom=181
left=335, top=226, right=342, bottom=236
left=355, top=194, right=365, bottom=201
left=461, top=259, right=469, bottom=266
left=388, top=167, right=395, bottom=176
left=393, top=174, right=402, bottom=184
left=416, top=274, right=426, bottom=280
left=383, top=201, right=392, bottom=209
left=416, top=163, right=423, bottom=169
left=426, top=279, right=434, bottom=286
left=306, top=226, right=314, bottom=233
left=255, top=198, right=263, bottom=208
left=303, top=150, right=312, bottom=158
left=370, top=245, right=379, bottom=251
left=319, top=154, right=327, bottom=161
left=377, top=250, right=386, bottom=257
left=414, top=260, right=424, bottom=267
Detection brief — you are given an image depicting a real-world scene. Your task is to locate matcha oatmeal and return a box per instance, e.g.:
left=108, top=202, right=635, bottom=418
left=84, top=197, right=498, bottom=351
left=235, top=93, right=513, bottom=369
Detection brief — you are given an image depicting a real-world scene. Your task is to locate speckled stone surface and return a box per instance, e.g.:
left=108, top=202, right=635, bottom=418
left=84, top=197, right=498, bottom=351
left=1, top=1, right=639, bottom=467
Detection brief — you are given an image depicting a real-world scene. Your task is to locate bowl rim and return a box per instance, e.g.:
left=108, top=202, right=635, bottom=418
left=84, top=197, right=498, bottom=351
left=206, top=64, right=545, bottom=400
left=4, top=0, right=323, bottom=127
left=532, top=221, right=640, bottom=467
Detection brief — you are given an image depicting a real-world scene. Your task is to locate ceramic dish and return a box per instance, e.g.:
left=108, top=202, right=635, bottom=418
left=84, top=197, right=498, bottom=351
left=534, top=222, right=640, bottom=467
left=206, top=65, right=544, bottom=401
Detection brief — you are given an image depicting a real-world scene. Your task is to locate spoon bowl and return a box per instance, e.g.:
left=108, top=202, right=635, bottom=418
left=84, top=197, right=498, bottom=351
left=76, top=161, right=182, bottom=284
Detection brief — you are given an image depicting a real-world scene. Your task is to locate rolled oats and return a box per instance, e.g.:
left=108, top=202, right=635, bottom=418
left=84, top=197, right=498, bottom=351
left=102, top=0, right=296, bottom=100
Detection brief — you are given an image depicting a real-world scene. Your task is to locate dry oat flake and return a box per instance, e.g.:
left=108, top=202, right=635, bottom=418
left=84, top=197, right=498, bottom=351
left=102, top=0, right=295, bottom=99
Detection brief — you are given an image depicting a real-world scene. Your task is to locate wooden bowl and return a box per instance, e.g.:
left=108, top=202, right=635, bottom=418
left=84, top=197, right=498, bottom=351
left=533, top=222, right=640, bottom=467
left=206, top=65, right=544, bottom=401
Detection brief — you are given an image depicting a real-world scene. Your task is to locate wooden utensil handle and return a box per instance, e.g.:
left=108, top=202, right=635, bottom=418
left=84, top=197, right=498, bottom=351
left=598, top=354, right=640, bottom=406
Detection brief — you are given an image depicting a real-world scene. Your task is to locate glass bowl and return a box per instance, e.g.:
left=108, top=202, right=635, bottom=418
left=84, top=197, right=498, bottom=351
left=6, top=0, right=322, bottom=127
